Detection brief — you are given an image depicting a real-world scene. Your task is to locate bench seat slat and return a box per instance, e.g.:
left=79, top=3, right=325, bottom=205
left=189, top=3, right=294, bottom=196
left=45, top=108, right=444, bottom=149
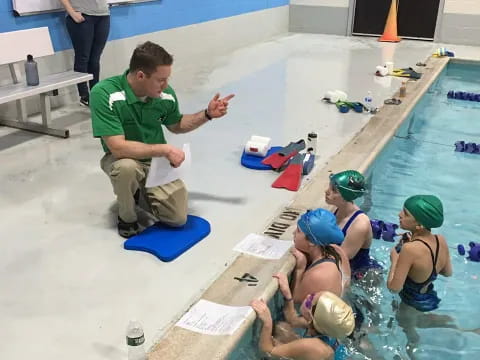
left=0, top=71, right=93, bottom=104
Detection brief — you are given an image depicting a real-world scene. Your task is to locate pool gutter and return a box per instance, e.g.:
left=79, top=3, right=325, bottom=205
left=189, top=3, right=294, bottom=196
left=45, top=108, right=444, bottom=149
left=148, top=56, right=450, bottom=360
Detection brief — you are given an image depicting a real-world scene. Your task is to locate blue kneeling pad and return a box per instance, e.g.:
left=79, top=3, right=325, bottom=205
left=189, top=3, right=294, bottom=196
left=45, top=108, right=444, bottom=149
left=124, top=215, right=211, bottom=262
left=241, top=146, right=282, bottom=170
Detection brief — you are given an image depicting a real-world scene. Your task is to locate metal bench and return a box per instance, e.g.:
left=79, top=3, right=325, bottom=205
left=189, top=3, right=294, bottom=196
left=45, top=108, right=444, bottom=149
left=0, top=27, right=93, bottom=138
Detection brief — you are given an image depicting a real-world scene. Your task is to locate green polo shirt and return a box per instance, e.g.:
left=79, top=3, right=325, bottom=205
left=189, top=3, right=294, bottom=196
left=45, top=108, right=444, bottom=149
left=90, top=70, right=182, bottom=154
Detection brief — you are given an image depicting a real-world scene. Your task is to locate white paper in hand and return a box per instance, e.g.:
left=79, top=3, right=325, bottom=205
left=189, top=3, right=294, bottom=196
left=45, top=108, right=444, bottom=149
left=145, top=143, right=191, bottom=188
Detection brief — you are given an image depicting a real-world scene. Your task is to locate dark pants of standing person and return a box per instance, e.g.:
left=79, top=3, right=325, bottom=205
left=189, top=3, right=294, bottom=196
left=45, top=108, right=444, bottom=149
left=66, top=14, right=110, bottom=100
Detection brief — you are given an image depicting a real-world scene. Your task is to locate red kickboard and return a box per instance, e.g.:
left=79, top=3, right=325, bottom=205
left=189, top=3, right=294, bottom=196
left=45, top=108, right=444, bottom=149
left=271, top=164, right=303, bottom=191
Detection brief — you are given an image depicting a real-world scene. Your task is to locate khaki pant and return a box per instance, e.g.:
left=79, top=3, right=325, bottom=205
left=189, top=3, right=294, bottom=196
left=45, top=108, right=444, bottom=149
left=100, top=154, right=188, bottom=226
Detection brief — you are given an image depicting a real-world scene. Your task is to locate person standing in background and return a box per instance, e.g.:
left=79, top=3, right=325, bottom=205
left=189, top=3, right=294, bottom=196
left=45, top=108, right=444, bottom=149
left=60, top=0, right=110, bottom=106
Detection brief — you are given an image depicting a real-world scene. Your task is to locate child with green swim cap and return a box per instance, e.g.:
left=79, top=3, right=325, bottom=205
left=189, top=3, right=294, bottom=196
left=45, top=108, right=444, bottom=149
left=388, top=195, right=455, bottom=358
left=326, top=170, right=382, bottom=277
left=388, top=194, right=452, bottom=311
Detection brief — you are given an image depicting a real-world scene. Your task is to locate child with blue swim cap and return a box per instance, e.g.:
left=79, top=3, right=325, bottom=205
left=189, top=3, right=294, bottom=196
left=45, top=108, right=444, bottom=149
left=278, top=208, right=350, bottom=304
left=251, top=210, right=365, bottom=360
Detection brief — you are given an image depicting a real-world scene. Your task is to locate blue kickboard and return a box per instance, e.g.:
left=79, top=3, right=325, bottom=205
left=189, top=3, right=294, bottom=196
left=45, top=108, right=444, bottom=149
left=241, top=146, right=282, bottom=170
left=124, top=215, right=211, bottom=262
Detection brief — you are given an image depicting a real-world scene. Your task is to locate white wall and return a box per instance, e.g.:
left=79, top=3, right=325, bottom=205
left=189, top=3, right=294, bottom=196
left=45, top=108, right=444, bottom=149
left=289, top=0, right=350, bottom=35
left=290, top=0, right=348, bottom=6
left=0, top=6, right=288, bottom=120
left=444, top=0, right=480, bottom=15
left=440, top=0, right=480, bottom=45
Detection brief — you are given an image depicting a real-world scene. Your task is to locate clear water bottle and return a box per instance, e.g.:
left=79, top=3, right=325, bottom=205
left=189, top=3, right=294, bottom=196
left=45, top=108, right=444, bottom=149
left=364, top=91, right=373, bottom=112
left=25, top=54, right=39, bottom=86
left=126, top=320, right=146, bottom=360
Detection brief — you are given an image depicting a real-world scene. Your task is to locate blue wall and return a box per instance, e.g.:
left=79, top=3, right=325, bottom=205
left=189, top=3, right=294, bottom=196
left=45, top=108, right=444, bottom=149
left=0, top=0, right=289, bottom=51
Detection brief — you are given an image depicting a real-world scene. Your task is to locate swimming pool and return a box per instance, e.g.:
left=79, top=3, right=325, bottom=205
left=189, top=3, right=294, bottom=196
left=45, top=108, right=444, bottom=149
left=229, top=60, right=480, bottom=359
left=362, top=60, right=480, bottom=359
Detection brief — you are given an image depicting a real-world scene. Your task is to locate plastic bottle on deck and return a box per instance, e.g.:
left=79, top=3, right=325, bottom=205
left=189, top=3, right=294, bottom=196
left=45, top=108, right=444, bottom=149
left=399, top=81, right=407, bottom=98
left=364, top=91, right=373, bottom=112
left=126, top=320, right=146, bottom=360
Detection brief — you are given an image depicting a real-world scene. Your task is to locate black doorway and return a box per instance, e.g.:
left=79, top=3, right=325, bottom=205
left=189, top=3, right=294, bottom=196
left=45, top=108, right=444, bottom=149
left=352, top=0, right=441, bottom=40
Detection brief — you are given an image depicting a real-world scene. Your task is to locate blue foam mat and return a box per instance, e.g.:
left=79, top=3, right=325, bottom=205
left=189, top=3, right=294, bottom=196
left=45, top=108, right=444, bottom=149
left=124, top=215, right=211, bottom=262
left=241, top=146, right=282, bottom=170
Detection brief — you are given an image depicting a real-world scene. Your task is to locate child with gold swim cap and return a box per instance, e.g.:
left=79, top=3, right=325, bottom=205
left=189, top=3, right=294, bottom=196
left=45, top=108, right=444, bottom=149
left=251, top=291, right=355, bottom=360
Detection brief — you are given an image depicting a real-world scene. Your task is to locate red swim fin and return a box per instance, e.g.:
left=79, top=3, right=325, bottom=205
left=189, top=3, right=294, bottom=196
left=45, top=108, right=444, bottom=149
left=271, top=154, right=303, bottom=191
left=262, top=140, right=305, bottom=169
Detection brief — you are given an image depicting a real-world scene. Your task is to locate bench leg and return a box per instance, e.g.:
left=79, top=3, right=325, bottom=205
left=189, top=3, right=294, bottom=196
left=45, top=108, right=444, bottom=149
left=16, top=99, right=28, bottom=122
left=0, top=118, right=70, bottom=138
left=9, top=64, right=28, bottom=122
left=40, top=93, right=52, bottom=127
left=0, top=93, right=69, bottom=139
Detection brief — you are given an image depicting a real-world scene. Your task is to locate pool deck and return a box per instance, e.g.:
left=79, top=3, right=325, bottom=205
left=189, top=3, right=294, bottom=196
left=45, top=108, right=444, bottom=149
left=148, top=55, right=450, bottom=359
left=3, top=32, right=480, bottom=360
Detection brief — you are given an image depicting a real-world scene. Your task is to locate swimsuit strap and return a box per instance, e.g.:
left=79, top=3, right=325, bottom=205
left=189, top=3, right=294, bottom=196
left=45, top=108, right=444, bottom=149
left=307, top=258, right=337, bottom=271
left=318, top=334, right=339, bottom=351
left=341, top=210, right=364, bottom=235
left=433, top=235, right=440, bottom=271
left=411, top=235, right=440, bottom=278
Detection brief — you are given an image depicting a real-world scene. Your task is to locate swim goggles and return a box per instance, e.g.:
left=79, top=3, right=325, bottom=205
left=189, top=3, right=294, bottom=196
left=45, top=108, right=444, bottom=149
left=329, top=174, right=366, bottom=194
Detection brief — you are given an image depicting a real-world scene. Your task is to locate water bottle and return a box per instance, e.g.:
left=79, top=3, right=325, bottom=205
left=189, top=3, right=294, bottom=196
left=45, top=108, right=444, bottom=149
left=126, top=320, right=146, bottom=360
left=399, top=81, right=407, bottom=98
left=25, top=54, right=40, bottom=86
left=364, top=91, right=373, bottom=112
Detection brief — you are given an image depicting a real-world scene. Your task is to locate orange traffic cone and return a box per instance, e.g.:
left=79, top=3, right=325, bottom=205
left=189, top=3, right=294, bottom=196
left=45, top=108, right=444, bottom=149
left=379, top=0, right=401, bottom=42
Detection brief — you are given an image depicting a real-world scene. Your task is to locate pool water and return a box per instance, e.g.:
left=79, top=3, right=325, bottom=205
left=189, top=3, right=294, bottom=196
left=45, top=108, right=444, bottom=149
left=230, top=61, right=480, bottom=360
left=360, top=61, right=480, bottom=359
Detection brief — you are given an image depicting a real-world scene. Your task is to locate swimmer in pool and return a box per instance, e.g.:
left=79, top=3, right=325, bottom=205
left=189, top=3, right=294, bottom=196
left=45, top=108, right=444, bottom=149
left=251, top=291, right=355, bottom=360
left=287, top=208, right=351, bottom=303
left=388, top=195, right=452, bottom=311
left=388, top=195, right=456, bottom=357
left=326, top=170, right=382, bottom=278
